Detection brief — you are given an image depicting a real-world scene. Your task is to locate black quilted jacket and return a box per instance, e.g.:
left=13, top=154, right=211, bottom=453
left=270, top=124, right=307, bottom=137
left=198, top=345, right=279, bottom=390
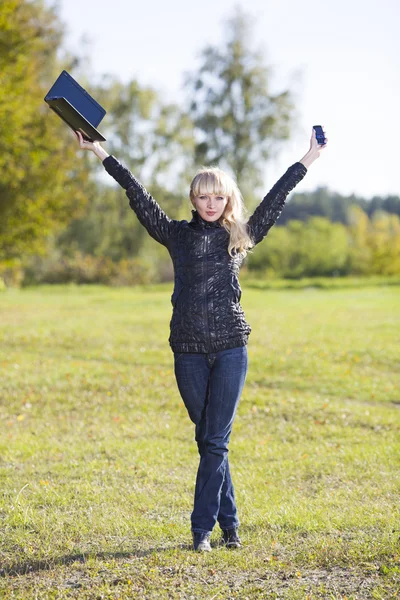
left=103, top=155, right=307, bottom=354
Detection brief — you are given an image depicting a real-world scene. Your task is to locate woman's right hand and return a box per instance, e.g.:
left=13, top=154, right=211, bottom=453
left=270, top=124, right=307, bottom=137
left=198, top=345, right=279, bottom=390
left=74, top=130, right=109, bottom=161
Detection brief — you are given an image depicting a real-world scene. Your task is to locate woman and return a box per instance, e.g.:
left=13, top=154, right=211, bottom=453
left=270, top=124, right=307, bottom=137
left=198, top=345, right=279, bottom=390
left=74, top=127, right=328, bottom=552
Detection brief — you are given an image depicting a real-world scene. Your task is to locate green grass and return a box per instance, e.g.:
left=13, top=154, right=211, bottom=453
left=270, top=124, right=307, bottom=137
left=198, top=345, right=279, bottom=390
left=0, top=282, right=399, bottom=599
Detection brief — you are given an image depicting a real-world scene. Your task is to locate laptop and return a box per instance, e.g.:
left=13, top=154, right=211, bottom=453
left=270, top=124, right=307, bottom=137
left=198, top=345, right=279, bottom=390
left=44, top=70, right=106, bottom=142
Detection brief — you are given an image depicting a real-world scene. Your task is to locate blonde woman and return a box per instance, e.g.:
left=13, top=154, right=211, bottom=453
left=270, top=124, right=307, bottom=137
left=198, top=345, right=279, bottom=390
left=74, top=127, right=328, bottom=552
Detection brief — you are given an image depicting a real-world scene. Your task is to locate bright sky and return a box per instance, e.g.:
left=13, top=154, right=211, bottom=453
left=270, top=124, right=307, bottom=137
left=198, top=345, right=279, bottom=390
left=51, top=0, right=399, bottom=199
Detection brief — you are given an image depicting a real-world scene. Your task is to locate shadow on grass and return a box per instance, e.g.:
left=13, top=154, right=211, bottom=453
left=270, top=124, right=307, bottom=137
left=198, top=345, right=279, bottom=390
left=0, top=545, right=193, bottom=577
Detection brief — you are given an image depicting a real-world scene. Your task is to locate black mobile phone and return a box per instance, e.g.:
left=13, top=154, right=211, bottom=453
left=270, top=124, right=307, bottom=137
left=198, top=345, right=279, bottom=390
left=313, top=125, right=326, bottom=145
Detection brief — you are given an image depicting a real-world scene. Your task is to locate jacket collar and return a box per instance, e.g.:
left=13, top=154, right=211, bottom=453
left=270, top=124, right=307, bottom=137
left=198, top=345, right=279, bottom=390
left=190, top=209, right=222, bottom=229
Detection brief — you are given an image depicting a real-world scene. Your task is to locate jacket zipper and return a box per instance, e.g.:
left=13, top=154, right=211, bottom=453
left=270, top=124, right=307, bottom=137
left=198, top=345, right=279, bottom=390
left=203, top=233, right=210, bottom=352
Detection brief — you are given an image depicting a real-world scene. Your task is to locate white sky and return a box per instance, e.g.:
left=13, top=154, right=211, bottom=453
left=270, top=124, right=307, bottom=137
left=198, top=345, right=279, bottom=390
left=50, top=0, right=399, bottom=199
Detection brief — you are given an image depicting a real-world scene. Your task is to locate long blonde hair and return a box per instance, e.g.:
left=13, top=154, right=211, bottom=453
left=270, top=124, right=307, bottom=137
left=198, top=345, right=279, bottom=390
left=189, top=166, right=255, bottom=258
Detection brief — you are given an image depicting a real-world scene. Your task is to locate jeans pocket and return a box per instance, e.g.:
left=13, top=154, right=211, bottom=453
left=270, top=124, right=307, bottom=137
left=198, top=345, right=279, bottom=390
left=174, top=352, right=185, bottom=363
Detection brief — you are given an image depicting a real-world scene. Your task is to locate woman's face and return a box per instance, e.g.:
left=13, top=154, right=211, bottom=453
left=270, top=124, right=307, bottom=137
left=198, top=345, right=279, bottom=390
left=192, top=193, right=228, bottom=222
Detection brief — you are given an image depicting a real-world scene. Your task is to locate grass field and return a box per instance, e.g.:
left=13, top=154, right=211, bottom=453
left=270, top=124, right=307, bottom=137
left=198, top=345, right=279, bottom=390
left=1, top=282, right=399, bottom=599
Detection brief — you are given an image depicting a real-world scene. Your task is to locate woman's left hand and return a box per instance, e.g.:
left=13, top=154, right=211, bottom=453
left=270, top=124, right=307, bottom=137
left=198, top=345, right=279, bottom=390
left=299, top=126, right=328, bottom=168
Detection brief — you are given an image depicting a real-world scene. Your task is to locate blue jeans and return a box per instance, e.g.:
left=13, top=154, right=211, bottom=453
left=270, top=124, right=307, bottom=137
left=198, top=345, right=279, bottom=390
left=173, top=346, right=248, bottom=534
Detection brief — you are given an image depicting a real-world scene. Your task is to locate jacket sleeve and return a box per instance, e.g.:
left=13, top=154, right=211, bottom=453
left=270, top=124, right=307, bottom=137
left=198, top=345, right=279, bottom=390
left=102, top=155, right=177, bottom=246
left=246, top=162, right=307, bottom=246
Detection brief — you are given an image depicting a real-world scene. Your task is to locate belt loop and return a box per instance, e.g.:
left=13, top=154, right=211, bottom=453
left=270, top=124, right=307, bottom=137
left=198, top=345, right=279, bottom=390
left=207, top=352, right=216, bottom=368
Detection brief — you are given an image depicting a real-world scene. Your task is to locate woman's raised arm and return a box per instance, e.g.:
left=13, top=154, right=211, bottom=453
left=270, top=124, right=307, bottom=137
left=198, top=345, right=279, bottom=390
left=247, top=127, right=328, bottom=246
left=74, top=131, right=177, bottom=247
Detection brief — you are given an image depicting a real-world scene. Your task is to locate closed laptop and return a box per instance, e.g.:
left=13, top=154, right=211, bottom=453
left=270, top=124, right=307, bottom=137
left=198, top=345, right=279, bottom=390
left=44, top=70, right=106, bottom=142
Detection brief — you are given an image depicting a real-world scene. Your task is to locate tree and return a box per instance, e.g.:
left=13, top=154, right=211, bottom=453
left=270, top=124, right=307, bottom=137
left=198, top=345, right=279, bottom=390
left=368, top=211, right=400, bottom=275
left=279, top=188, right=400, bottom=226
left=279, top=187, right=357, bottom=225
left=53, top=76, right=195, bottom=268
left=247, top=217, right=349, bottom=278
left=184, top=6, right=296, bottom=191
left=0, top=0, right=92, bottom=260
left=93, top=76, right=195, bottom=196
left=346, top=206, right=372, bottom=275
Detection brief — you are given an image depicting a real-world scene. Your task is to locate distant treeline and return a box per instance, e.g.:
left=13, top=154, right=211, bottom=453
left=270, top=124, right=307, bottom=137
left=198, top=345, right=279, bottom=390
left=3, top=203, right=397, bottom=287
left=247, top=205, right=400, bottom=279
left=279, top=188, right=400, bottom=225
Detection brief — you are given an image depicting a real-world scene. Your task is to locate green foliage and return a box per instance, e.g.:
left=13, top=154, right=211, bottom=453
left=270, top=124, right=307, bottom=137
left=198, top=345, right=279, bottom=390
left=280, top=187, right=400, bottom=225
left=280, top=187, right=353, bottom=225
left=240, top=274, right=400, bottom=290
left=367, top=194, right=400, bottom=217
left=0, top=0, right=92, bottom=260
left=2, top=2, right=398, bottom=288
left=48, top=77, right=196, bottom=269
left=93, top=76, right=195, bottom=194
left=368, top=210, right=400, bottom=275
left=21, top=251, right=156, bottom=286
left=55, top=184, right=148, bottom=262
left=346, top=206, right=400, bottom=275
left=2, top=205, right=400, bottom=286
left=247, top=217, right=349, bottom=277
left=51, top=181, right=183, bottom=273
left=347, top=205, right=374, bottom=275
left=185, top=7, right=295, bottom=190
left=246, top=208, right=400, bottom=278
left=0, top=0, right=194, bottom=268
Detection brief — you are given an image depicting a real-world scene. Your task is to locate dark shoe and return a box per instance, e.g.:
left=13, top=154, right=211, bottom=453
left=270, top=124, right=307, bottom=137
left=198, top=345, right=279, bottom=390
left=192, top=531, right=212, bottom=552
left=222, top=528, right=242, bottom=548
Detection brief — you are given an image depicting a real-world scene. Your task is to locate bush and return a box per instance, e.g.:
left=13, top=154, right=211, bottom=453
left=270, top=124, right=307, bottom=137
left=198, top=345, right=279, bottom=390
left=21, top=252, right=156, bottom=287
left=0, top=259, right=25, bottom=288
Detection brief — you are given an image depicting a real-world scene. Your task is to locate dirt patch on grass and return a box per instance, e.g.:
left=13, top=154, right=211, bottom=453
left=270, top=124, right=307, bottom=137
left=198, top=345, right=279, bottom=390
left=1, top=557, right=398, bottom=599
